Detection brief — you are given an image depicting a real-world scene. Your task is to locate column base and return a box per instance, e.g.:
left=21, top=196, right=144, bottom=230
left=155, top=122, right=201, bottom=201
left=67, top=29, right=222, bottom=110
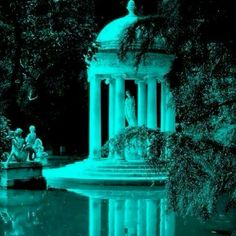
left=114, top=154, right=126, bottom=162
left=88, top=156, right=101, bottom=161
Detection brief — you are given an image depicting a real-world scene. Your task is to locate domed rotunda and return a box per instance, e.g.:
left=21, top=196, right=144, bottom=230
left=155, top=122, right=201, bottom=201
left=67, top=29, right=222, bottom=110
left=88, top=0, right=176, bottom=160
left=45, top=0, right=176, bottom=188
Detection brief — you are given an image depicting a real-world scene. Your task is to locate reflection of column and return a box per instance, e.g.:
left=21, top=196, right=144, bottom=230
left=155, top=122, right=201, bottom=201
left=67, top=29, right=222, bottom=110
left=115, top=76, right=125, bottom=134
left=147, top=77, right=157, bottom=129
left=160, top=198, right=175, bottom=236
left=125, top=200, right=137, bottom=236
left=114, top=200, right=125, bottom=236
left=89, top=76, right=101, bottom=159
left=138, top=199, right=146, bottom=236
left=108, top=200, right=115, bottom=236
left=89, top=198, right=101, bottom=236
left=146, top=200, right=157, bottom=236
left=109, top=78, right=115, bottom=138
left=136, top=79, right=147, bottom=126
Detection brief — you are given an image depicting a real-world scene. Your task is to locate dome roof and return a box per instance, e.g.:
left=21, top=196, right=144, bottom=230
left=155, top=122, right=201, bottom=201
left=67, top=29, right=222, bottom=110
left=96, top=0, right=138, bottom=50
left=96, top=0, right=167, bottom=51
left=97, top=15, right=137, bottom=44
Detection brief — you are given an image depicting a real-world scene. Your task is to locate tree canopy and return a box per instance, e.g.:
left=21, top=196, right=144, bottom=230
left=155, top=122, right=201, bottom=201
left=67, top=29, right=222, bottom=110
left=0, top=0, right=96, bottom=153
left=120, top=0, right=236, bottom=149
left=119, top=0, right=236, bottom=218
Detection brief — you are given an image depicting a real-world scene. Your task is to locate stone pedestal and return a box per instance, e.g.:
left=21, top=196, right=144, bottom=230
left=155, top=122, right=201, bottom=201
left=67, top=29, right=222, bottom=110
left=0, top=162, right=45, bottom=189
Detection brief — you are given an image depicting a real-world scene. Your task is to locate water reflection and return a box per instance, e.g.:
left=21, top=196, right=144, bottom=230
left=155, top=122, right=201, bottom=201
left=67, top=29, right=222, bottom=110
left=69, top=187, right=175, bottom=236
left=0, top=187, right=218, bottom=236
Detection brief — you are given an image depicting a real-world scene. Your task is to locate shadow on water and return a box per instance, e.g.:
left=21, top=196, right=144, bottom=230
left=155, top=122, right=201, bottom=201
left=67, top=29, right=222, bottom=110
left=0, top=186, right=234, bottom=236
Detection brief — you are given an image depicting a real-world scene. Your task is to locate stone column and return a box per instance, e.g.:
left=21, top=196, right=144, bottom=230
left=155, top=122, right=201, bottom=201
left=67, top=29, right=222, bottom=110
left=109, top=78, right=115, bottom=138
left=136, top=79, right=147, bottom=126
left=105, top=77, right=116, bottom=159
left=89, top=198, right=101, bottom=236
left=115, top=76, right=125, bottom=134
left=165, top=83, right=176, bottom=133
left=146, top=200, right=157, bottom=236
left=147, top=77, right=157, bottom=129
left=89, top=76, right=101, bottom=159
left=161, top=81, right=167, bottom=132
left=114, top=200, right=125, bottom=236
left=137, top=199, right=146, bottom=236
left=114, top=75, right=125, bottom=160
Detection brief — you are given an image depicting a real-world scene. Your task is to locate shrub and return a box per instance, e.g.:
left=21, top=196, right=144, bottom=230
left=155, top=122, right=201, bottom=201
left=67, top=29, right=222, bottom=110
left=166, top=134, right=236, bottom=220
left=0, top=115, right=11, bottom=157
left=101, top=126, right=167, bottom=166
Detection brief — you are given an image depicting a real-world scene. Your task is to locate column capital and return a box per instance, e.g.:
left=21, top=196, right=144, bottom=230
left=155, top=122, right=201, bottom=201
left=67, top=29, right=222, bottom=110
left=112, top=73, right=127, bottom=80
left=88, top=74, right=103, bottom=83
left=144, top=75, right=155, bottom=80
left=105, top=76, right=115, bottom=84
left=135, top=78, right=146, bottom=84
left=144, top=74, right=164, bottom=83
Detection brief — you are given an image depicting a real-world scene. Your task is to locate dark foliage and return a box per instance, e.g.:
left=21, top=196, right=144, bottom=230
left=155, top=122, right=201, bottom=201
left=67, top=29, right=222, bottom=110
left=0, top=115, right=11, bottom=156
left=119, top=0, right=236, bottom=220
left=0, top=0, right=96, bottom=152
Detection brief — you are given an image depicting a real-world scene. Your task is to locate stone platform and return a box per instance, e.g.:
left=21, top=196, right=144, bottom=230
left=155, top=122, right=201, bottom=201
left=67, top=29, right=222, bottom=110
left=43, top=159, right=167, bottom=189
left=0, top=162, right=46, bottom=189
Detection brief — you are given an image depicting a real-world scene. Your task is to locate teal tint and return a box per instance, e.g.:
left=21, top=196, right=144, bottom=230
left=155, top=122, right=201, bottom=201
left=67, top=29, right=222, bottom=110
left=96, top=14, right=137, bottom=43
left=1, top=188, right=235, bottom=236
left=87, top=0, right=175, bottom=160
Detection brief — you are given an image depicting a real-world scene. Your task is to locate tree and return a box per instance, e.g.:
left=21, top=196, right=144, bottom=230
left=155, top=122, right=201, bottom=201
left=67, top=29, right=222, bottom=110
left=0, top=0, right=96, bottom=152
left=119, top=0, right=236, bottom=219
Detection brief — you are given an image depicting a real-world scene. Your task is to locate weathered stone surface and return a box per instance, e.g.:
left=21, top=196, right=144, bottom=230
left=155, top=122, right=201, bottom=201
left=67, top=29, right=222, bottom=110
left=0, top=161, right=45, bottom=189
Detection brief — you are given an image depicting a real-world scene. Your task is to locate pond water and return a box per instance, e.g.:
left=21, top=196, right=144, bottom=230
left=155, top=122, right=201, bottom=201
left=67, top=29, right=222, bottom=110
left=0, top=187, right=234, bottom=236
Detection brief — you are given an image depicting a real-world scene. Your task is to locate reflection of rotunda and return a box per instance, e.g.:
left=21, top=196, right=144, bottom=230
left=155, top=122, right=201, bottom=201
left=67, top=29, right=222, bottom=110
left=88, top=0, right=175, bottom=160
left=69, top=186, right=175, bottom=236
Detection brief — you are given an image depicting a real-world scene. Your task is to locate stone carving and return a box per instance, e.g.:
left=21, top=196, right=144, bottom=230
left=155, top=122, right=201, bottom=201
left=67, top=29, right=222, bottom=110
left=4, top=125, right=48, bottom=164
left=6, top=128, right=27, bottom=163
left=25, top=125, right=37, bottom=160
left=33, top=138, right=48, bottom=160
left=125, top=91, right=137, bottom=126
left=25, top=125, right=48, bottom=162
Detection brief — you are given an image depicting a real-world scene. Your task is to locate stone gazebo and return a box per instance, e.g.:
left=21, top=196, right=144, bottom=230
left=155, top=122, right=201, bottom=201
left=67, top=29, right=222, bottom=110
left=44, top=0, right=175, bottom=186
left=88, top=0, right=175, bottom=161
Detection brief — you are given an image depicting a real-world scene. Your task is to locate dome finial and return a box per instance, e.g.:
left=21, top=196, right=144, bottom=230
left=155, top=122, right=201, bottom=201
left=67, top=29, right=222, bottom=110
left=127, top=0, right=136, bottom=16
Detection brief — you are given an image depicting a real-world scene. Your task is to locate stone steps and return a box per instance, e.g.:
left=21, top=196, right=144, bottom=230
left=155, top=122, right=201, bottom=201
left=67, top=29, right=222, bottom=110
left=81, top=162, right=166, bottom=169
left=44, top=159, right=168, bottom=186
left=78, top=173, right=167, bottom=178
left=80, top=170, right=166, bottom=176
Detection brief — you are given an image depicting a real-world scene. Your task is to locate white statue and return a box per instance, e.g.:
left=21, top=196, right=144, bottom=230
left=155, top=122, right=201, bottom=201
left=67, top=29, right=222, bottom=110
left=6, top=128, right=27, bottom=163
left=25, top=125, right=48, bottom=163
left=25, top=125, right=36, bottom=147
left=125, top=91, right=137, bottom=126
left=33, top=138, right=48, bottom=162
left=4, top=125, right=48, bottom=164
